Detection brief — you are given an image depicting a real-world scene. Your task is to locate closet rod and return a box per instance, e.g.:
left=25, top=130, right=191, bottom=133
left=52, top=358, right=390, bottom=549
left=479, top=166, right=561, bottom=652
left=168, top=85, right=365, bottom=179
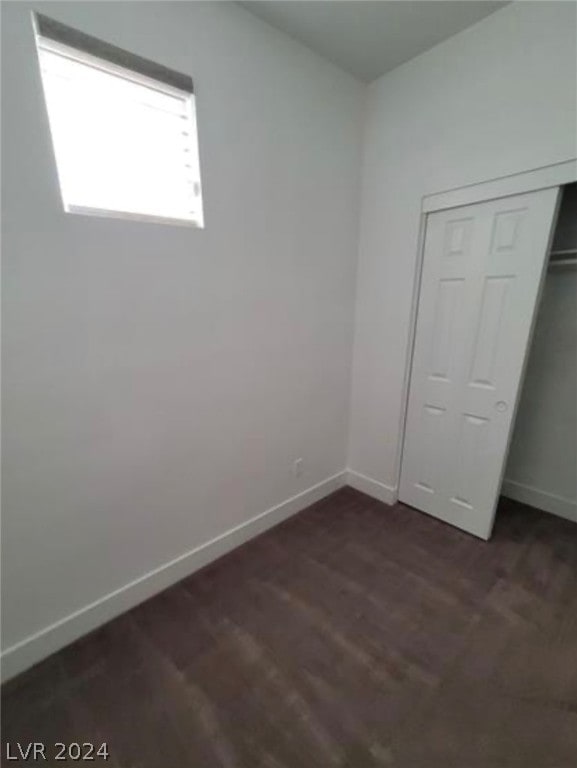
left=547, top=247, right=577, bottom=269
left=549, top=248, right=577, bottom=257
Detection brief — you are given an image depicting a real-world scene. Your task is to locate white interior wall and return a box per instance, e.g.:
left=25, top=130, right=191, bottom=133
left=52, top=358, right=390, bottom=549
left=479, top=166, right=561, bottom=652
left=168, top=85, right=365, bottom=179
left=348, top=1, right=577, bottom=499
left=1, top=1, right=364, bottom=675
left=503, top=185, right=577, bottom=521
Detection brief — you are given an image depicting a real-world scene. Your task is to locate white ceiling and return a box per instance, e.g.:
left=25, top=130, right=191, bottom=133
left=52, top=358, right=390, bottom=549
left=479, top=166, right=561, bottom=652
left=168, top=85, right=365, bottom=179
left=240, top=1, right=508, bottom=82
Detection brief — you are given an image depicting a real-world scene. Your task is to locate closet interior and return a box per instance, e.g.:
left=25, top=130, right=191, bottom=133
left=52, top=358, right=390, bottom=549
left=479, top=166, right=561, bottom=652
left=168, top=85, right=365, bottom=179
left=503, top=182, right=577, bottom=523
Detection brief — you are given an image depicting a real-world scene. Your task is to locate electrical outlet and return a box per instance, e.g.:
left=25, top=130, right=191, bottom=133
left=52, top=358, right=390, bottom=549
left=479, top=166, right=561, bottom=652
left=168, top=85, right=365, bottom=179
left=293, top=458, right=304, bottom=477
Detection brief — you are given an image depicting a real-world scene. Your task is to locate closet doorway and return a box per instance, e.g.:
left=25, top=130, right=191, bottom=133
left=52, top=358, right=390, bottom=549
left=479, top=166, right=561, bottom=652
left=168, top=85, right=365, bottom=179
left=502, top=183, right=577, bottom=524
left=399, top=169, right=576, bottom=540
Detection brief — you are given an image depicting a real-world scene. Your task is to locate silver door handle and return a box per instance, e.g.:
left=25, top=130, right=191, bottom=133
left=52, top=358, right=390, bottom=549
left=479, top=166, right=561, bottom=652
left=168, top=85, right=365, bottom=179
left=495, top=401, right=508, bottom=412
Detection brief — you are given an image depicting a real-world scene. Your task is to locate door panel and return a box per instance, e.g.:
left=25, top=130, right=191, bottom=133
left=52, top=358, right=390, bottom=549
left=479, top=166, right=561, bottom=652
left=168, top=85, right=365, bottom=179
left=400, top=188, right=560, bottom=539
left=469, top=276, right=510, bottom=387
left=429, top=278, right=463, bottom=380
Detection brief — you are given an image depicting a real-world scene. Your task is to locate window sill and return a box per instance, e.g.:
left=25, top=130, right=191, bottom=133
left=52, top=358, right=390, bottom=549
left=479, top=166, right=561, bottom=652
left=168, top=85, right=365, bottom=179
left=65, top=204, right=203, bottom=229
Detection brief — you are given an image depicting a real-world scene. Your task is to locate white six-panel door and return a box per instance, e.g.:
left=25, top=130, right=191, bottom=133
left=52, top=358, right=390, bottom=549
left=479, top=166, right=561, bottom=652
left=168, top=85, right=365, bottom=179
left=399, top=188, right=560, bottom=539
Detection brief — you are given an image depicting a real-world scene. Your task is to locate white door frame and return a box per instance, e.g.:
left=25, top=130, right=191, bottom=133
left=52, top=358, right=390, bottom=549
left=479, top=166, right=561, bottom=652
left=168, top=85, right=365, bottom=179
left=394, top=159, right=577, bottom=507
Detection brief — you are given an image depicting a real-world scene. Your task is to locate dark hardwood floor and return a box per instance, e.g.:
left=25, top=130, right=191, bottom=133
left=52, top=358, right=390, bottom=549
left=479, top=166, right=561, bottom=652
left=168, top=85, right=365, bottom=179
left=2, top=487, right=577, bottom=767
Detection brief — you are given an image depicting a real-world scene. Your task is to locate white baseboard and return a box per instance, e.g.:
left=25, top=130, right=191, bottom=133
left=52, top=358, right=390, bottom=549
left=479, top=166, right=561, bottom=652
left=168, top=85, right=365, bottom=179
left=1, top=471, right=347, bottom=683
left=346, top=469, right=398, bottom=505
left=501, top=479, right=577, bottom=524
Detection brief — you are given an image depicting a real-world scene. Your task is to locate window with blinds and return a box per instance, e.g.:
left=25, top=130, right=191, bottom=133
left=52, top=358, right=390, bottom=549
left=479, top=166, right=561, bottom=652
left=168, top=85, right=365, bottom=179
left=33, top=15, right=204, bottom=227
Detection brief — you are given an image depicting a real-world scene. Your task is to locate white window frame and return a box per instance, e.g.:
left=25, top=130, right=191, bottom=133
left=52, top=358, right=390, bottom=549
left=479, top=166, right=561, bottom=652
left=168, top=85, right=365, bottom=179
left=35, top=30, right=204, bottom=228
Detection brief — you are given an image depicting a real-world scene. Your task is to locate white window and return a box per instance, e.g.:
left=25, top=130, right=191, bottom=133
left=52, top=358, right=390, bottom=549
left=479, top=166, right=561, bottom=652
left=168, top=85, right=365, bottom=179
left=34, top=15, right=203, bottom=227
